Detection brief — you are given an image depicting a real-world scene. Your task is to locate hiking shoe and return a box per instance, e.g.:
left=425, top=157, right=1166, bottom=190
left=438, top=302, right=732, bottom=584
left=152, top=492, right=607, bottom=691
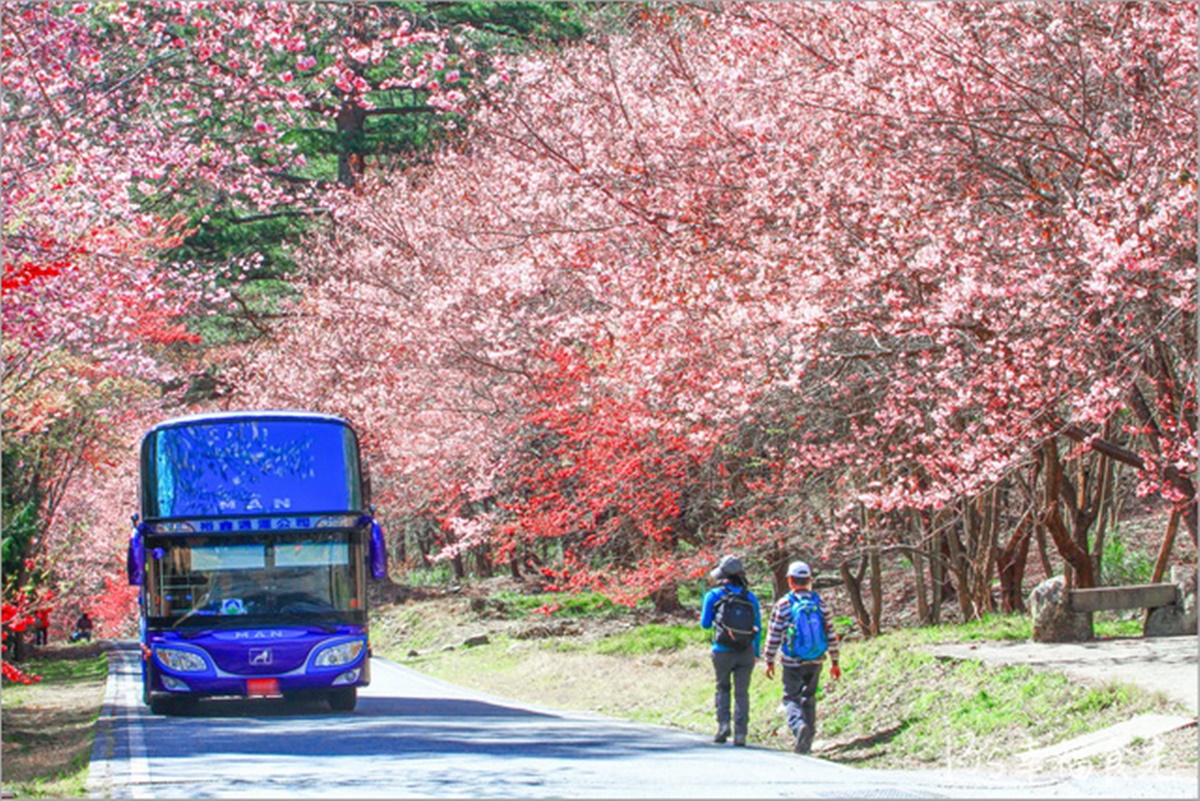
left=713, top=727, right=731, bottom=744
left=733, top=736, right=746, bottom=747
left=792, top=724, right=812, bottom=754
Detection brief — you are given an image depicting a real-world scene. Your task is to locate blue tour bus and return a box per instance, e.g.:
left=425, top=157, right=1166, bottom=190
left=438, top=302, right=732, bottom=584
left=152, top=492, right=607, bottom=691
left=127, top=411, right=387, bottom=714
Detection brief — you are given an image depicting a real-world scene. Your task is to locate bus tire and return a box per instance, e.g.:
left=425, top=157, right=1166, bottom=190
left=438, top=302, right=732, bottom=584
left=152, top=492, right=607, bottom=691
left=142, top=659, right=155, bottom=706
left=328, top=687, right=357, bottom=712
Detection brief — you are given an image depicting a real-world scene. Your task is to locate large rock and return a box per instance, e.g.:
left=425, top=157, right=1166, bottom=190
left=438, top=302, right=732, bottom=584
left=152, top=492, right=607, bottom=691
left=1030, top=576, right=1093, bottom=643
left=1145, top=565, right=1199, bottom=637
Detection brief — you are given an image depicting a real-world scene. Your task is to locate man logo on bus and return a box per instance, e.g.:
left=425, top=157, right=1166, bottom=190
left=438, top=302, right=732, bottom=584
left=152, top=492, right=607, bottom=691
left=249, top=648, right=273, bottom=666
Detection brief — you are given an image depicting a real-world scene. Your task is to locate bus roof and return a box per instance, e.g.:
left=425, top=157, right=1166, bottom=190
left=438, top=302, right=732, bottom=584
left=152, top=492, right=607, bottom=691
left=145, top=410, right=352, bottom=437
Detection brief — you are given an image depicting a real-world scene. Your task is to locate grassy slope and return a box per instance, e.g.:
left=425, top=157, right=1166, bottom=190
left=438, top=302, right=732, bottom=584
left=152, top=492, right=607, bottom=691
left=372, top=590, right=1197, bottom=776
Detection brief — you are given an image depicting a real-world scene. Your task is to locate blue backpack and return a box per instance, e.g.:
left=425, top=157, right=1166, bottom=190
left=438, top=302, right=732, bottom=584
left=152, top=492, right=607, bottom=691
left=782, top=592, right=828, bottom=661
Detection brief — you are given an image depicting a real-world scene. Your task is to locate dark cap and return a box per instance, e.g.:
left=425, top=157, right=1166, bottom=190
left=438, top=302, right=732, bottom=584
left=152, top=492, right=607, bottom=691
left=710, top=555, right=745, bottom=580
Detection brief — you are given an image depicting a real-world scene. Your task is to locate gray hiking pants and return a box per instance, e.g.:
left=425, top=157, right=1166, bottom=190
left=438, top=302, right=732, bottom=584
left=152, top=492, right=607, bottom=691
left=711, top=647, right=756, bottom=738
left=781, top=662, right=822, bottom=737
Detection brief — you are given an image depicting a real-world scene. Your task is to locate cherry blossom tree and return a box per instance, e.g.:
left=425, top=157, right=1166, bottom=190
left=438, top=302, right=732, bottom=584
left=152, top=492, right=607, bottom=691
left=1, top=1, right=524, bottom=632
left=3, top=1, right=504, bottom=349
left=238, top=2, right=1194, bottom=611
left=7, top=2, right=1192, bottom=633
left=0, top=4, right=571, bottom=674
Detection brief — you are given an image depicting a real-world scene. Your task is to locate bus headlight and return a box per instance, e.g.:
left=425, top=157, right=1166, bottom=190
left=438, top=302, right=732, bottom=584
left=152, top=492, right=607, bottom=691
left=332, top=668, right=361, bottom=686
left=313, top=639, right=365, bottom=667
left=155, top=646, right=209, bottom=673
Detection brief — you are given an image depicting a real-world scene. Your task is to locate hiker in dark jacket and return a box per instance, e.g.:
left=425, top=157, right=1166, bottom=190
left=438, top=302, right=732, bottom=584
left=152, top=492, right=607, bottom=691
left=763, top=560, right=841, bottom=754
left=70, top=612, right=93, bottom=643
left=700, top=554, right=763, bottom=747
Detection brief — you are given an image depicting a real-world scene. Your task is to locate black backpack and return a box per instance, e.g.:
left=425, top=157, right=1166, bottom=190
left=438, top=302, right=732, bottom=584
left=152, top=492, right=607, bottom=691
left=713, top=588, right=757, bottom=651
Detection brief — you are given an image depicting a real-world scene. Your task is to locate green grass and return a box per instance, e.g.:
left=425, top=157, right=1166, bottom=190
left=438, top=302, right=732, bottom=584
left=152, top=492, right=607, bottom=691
left=594, top=623, right=710, bottom=655
left=1101, top=533, right=1156, bottom=586
left=1, top=649, right=109, bottom=799
left=817, top=633, right=1164, bottom=766
left=490, top=589, right=631, bottom=618
left=4, top=653, right=109, bottom=689
left=400, top=564, right=456, bottom=587
left=880, top=612, right=1032, bottom=644
left=1094, top=612, right=1148, bottom=638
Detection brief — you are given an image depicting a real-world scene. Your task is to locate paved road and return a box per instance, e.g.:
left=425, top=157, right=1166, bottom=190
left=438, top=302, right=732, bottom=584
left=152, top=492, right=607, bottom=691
left=88, top=643, right=1198, bottom=799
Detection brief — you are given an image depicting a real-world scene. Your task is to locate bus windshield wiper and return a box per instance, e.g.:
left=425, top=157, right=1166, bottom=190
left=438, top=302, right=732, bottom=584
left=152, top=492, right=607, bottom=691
left=172, top=607, right=212, bottom=629
left=172, top=611, right=252, bottom=634
left=275, top=612, right=339, bottom=633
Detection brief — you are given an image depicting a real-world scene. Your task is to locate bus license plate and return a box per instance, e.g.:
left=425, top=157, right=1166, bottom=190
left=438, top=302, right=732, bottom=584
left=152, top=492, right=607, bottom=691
left=246, top=678, right=280, bottom=697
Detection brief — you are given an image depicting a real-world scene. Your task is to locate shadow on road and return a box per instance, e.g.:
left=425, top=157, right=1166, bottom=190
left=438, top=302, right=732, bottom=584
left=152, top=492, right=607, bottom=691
left=163, top=694, right=558, bottom=720
left=136, top=692, right=691, bottom=762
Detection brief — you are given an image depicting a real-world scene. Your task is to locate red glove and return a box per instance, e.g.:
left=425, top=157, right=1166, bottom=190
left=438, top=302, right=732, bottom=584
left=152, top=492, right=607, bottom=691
left=829, top=663, right=842, bottom=681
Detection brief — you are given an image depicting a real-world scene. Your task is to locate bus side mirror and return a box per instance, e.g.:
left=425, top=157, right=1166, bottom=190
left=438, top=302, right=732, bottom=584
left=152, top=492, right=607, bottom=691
left=369, top=520, right=387, bottom=579
left=127, top=521, right=144, bottom=586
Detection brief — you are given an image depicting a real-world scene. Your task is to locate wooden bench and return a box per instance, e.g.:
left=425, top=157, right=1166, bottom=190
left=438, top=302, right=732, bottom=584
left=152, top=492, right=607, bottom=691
left=1068, top=583, right=1179, bottom=614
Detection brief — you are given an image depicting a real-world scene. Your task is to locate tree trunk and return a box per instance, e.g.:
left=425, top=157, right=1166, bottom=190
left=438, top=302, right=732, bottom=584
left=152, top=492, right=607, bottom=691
left=1143, top=508, right=1183, bottom=629
left=929, top=527, right=944, bottom=625
left=868, top=548, right=883, bottom=637
left=839, top=555, right=873, bottom=638
left=1040, top=440, right=1096, bottom=588
left=651, top=583, right=683, bottom=613
left=336, top=99, right=367, bottom=188
left=1088, top=439, right=1117, bottom=581
left=1150, top=508, right=1182, bottom=585
left=997, top=512, right=1033, bottom=613
left=963, top=491, right=998, bottom=618
left=393, top=524, right=407, bottom=567
left=474, top=547, right=494, bottom=579
left=911, top=545, right=931, bottom=625
left=766, top=541, right=791, bottom=601
left=944, top=521, right=974, bottom=620
left=1034, top=519, right=1054, bottom=577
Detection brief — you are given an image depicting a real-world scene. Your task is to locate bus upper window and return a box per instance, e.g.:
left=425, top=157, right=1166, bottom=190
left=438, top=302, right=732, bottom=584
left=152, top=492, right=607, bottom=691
left=147, top=419, right=362, bottom=518
left=275, top=541, right=350, bottom=568
left=191, top=544, right=267, bottom=571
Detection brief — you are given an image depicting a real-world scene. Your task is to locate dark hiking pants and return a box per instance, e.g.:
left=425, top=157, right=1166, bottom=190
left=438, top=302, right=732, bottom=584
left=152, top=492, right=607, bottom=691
left=711, top=647, right=756, bottom=740
left=781, top=662, right=822, bottom=738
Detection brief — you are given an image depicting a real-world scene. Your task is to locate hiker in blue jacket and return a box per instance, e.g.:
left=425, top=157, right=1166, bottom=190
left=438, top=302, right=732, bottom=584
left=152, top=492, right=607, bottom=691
left=763, top=560, right=841, bottom=754
left=700, top=554, right=763, bottom=747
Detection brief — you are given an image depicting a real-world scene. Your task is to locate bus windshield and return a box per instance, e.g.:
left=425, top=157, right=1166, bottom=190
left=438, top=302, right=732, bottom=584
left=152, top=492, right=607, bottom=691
left=144, top=532, right=366, bottom=628
left=144, top=418, right=362, bottom=519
